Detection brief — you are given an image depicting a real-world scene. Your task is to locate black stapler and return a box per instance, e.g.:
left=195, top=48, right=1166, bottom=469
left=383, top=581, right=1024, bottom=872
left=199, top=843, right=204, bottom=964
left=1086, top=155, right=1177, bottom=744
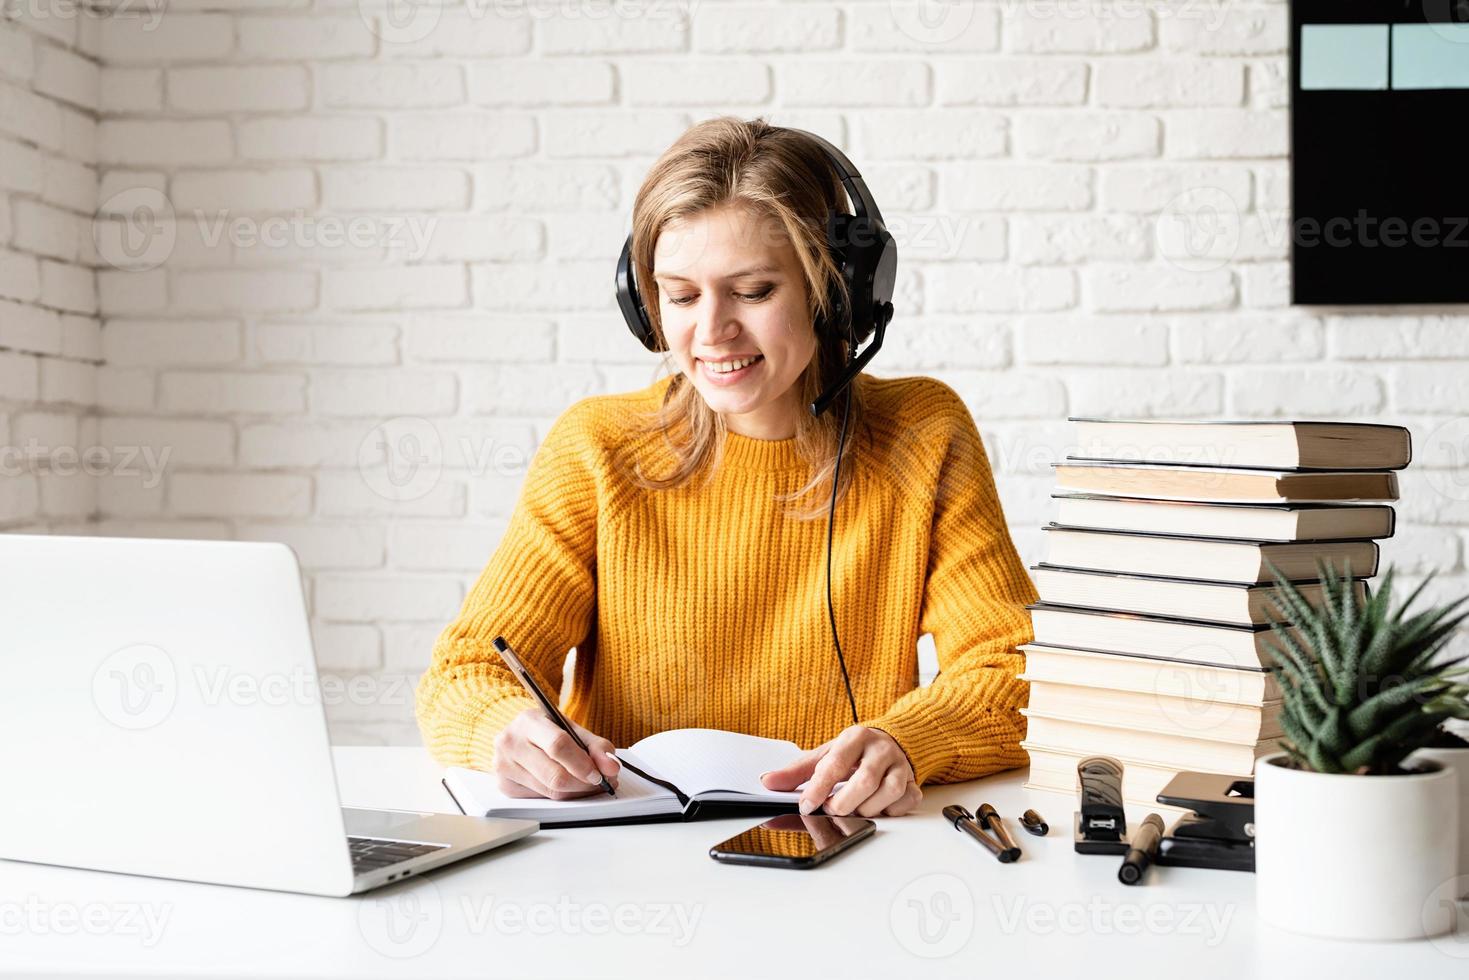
left=1073, top=756, right=1130, bottom=854
left=1154, top=771, right=1256, bottom=873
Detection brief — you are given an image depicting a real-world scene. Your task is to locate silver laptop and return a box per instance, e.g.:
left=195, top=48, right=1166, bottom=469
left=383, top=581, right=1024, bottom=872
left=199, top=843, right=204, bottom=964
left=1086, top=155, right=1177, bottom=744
left=0, top=533, right=537, bottom=896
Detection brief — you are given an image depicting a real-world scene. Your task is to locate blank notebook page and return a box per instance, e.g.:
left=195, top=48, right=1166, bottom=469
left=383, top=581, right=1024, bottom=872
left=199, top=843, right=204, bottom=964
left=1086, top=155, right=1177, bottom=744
left=619, top=728, right=805, bottom=799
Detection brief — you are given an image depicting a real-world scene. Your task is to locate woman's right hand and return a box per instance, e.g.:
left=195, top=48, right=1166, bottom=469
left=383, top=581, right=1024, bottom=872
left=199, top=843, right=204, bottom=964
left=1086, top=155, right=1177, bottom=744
left=492, top=708, right=622, bottom=800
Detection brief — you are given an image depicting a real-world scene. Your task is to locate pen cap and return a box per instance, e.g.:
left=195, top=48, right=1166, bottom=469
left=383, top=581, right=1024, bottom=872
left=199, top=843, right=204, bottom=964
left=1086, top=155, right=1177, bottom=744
left=942, top=804, right=974, bottom=828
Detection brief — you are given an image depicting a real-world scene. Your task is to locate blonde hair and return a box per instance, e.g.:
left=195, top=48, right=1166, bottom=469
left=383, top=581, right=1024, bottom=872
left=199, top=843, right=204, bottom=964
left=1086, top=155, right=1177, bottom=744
left=622, top=115, right=875, bottom=520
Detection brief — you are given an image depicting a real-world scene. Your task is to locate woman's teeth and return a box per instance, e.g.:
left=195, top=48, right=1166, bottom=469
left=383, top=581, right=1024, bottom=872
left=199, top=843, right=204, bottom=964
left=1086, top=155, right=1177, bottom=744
left=706, top=355, right=762, bottom=374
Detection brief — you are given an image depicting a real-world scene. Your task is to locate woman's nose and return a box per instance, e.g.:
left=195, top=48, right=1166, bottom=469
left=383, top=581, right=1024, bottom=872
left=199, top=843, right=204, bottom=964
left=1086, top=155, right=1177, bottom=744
left=694, top=294, right=740, bottom=345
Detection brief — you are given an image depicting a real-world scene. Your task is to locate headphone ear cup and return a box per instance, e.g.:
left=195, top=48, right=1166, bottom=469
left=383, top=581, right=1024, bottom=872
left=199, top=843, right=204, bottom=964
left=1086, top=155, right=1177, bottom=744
left=616, top=234, right=662, bottom=352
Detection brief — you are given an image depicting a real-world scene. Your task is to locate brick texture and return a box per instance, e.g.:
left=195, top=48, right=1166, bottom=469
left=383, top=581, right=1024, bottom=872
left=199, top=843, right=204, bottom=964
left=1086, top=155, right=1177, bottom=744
left=0, top=5, right=1462, bottom=746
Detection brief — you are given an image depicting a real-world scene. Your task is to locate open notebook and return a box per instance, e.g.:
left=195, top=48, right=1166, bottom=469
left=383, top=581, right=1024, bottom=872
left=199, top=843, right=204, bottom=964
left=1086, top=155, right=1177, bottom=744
left=441, top=728, right=810, bottom=827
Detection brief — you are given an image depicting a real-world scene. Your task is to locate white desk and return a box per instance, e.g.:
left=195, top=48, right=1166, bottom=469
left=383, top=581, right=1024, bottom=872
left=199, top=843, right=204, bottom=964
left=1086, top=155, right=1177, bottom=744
left=2, top=747, right=1464, bottom=978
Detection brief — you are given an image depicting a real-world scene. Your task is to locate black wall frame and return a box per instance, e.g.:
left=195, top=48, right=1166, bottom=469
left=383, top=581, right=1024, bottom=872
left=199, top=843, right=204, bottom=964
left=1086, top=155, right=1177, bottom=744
left=1291, top=0, right=1469, bottom=304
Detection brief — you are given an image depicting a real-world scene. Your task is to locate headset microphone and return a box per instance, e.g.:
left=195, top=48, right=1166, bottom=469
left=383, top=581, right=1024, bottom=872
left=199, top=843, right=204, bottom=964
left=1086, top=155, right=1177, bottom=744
left=615, top=127, right=898, bottom=733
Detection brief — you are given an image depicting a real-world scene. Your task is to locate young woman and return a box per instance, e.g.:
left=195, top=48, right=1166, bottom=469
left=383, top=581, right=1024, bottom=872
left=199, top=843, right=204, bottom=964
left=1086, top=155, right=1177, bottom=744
left=415, top=117, right=1038, bottom=819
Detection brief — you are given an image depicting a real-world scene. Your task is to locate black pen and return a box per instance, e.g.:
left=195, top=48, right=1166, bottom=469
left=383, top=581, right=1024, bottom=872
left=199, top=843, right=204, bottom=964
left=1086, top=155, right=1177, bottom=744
left=1119, top=813, right=1164, bottom=885
left=492, top=635, right=615, bottom=797
left=977, top=803, right=1023, bottom=857
left=943, top=805, right=1019, bottom=863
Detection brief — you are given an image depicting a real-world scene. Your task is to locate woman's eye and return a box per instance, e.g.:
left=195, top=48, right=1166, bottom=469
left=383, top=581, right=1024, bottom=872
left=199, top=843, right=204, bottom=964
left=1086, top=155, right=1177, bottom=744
left=666, top=287, right=772, bottom=306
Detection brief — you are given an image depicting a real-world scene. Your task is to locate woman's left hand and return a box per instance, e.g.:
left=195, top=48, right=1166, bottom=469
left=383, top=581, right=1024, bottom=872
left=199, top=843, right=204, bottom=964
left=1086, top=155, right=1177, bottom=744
left=759, top=725, right=922, bottom=817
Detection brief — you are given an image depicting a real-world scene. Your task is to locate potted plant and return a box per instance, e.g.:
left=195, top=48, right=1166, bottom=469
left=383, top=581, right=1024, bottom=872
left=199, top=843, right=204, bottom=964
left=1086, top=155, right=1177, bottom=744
left=1255, top=560, right=1469, bottom=941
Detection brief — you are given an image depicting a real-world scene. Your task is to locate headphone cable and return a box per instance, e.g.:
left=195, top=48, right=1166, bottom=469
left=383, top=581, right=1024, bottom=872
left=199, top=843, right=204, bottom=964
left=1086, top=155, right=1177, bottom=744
left=825, top=373, right=860, bottom=728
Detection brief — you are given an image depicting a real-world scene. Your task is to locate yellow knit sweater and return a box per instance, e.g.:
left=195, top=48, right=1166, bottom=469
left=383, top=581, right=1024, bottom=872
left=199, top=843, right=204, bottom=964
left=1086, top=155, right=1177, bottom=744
left=414, top=372, right=1038, bottom=786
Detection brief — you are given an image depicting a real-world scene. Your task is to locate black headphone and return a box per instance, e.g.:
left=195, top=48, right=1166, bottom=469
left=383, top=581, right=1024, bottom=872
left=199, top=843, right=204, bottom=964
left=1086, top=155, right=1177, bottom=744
left=612, top=128, right=898, bottom=731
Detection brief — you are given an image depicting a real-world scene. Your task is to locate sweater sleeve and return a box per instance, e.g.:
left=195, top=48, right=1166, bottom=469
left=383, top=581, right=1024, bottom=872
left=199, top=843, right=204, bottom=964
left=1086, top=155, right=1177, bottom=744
left=861, top=387, right=1039, bottom=786
left=414, top=401, right=601, bottom=771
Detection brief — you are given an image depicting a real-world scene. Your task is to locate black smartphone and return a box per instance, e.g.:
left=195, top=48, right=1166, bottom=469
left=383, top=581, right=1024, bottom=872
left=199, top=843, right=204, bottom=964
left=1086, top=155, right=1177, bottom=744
left=708, top=813, right=876, bottom=869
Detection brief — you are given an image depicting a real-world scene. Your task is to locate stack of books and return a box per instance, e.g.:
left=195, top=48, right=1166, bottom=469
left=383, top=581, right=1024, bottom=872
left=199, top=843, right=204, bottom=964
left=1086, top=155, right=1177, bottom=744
left=1020, top=419, right=1411, bottom=806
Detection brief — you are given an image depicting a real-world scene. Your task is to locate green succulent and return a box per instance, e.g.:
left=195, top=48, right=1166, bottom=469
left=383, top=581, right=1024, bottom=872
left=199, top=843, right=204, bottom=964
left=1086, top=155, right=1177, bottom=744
left=1261, top=559, right=1469, bottom=776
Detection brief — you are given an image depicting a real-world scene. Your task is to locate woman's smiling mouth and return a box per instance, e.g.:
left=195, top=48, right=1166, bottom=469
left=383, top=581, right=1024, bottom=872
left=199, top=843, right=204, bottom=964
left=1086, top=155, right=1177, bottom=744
left=698, top=354, right=764, bottom=383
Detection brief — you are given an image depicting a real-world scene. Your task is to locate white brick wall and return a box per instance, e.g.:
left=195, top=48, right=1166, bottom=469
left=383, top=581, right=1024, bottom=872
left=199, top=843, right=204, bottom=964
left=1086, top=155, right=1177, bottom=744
left=3, top=1, right=1466, bottom=746
left=0, top=12, right=100, bottom=528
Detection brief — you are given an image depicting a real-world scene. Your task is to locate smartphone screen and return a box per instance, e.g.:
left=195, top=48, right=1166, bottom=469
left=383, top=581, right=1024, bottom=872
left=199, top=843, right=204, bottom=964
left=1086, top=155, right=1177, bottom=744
left=709, top=814, right=875, bottom=868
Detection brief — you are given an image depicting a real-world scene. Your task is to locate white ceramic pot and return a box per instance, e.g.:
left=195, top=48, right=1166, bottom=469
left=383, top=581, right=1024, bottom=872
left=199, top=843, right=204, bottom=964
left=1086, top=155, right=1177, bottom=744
left=1255, top=751, right=1461, bottom=940
left=1410, top=745, right=1469, bottom=899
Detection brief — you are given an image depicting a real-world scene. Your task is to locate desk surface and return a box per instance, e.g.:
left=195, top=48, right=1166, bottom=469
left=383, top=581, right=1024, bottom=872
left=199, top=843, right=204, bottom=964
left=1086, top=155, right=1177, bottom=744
left=1, top=747, right=1464, bottom=979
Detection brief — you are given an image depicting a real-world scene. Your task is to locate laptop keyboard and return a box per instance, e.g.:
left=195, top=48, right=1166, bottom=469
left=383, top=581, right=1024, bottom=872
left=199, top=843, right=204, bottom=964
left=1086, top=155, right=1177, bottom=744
left=348, top=835, right=449, bottom=873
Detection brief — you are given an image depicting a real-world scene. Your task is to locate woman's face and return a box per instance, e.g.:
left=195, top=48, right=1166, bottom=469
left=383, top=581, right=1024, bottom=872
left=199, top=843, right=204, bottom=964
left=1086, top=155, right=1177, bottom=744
left=652, top=204, right=818, bottom=440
